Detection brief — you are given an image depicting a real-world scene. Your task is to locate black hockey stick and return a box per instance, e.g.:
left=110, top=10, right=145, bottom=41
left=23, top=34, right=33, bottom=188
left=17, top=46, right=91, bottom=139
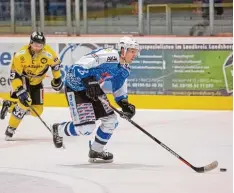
left=29, top=105, right=51, bottom=132
left=29, top=105, right=66, bottom=149
left=0, top=98, right=51, bottom=133
left=0, top=98, right=50, bottom=132
left=0, top=98, right=65, bottom=148
left=98, top=97, right=218, bottom=173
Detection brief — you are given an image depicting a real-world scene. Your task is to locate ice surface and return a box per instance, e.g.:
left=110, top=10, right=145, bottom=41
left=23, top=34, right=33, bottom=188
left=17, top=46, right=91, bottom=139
left=0, top=108, right=232, bottom=193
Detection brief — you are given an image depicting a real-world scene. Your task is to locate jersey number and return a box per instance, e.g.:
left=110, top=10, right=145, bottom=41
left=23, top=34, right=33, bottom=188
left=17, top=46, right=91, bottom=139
left=10, top=72, right=16, bottom=80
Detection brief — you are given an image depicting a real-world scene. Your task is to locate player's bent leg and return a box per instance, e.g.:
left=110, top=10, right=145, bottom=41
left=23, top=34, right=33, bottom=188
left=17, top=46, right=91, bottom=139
left=51, top=88, right=97, bottom=148
left=0, top=94, right=18, bottom=120
left=0, top=100, right=13, bottom=120
left=52, top=121, right=96, bottom=148
left=52, top=123, right=64, bottom=148
left=89, top=113, right=118, bottom=163
left=5, top=103, right=27, bottom=140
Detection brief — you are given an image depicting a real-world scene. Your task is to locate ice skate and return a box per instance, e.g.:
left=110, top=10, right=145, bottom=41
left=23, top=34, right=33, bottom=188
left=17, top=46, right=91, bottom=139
left=52, top=123, right=63, bottom=148
left=88, top=149, right=113, bottom=163
left=0, top=100, right=12, bottom=120
left=5, top=126, right=16, bottom=141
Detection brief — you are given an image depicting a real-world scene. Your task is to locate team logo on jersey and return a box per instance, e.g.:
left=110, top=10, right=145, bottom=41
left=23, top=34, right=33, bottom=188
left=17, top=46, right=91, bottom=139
left=91, top=54, right=99, bottom=63
left=104, top=48, right=113, bottom=52
left=106, top=56, right=117, bottom=62
left=54, top=57, right=59, bottom=62
left=51, top=64, right=60, bottom=71
left=40, top=58, right=47, bottom=64
left=20, top=56, right=25, bottom=63
left=28, top=64, right=42, bottom=68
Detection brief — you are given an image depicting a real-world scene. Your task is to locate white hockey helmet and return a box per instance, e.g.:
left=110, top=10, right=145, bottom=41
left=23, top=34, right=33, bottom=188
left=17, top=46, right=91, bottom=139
left=118, top=36, right=139, bottom=56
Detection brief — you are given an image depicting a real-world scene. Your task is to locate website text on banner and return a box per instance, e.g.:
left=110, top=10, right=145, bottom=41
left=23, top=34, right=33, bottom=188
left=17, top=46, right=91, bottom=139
left=0, top=37, right=232, bottom=110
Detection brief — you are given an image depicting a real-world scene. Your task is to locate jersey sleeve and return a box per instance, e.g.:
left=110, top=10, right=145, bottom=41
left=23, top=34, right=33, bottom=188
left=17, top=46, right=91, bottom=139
left=75, top=48, right=120, bottom=70
left=111, top=78, right=128, bottom=103
left=10, top=54, right=24, bottom=91
left=72, top=65, right=90, bottom=79
left=47, top=45, right=62, bottom=79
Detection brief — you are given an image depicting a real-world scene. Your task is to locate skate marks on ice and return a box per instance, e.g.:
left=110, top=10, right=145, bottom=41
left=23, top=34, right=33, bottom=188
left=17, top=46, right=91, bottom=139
left=0, top=167, right=110, bottom=193
left=60, top=163, right=164, bottom=171
left=59, top=162, right=221, bottom=174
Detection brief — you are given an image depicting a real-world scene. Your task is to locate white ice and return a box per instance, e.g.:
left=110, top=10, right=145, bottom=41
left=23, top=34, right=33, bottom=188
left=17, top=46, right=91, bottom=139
left=0, top=108, right=232, bottom=193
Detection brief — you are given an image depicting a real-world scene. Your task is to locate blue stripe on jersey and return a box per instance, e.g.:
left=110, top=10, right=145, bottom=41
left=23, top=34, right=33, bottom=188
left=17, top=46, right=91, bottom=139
left=97, top=127, right=112, bottom=140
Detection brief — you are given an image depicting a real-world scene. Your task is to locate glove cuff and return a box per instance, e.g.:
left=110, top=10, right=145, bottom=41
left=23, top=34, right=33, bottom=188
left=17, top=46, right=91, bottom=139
left=15, top=86, right=26, bottom=97
left=82, top=76, right=98, bottom=87
left=117, top=99, right=128, bottom=108
left=52, top=77, right=62, bottom=85
left=51, top=77, right=63, bottom=91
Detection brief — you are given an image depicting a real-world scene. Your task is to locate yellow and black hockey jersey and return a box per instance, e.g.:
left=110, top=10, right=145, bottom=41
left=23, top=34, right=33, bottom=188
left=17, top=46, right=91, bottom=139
left=10, top=44, right=61, bottom=91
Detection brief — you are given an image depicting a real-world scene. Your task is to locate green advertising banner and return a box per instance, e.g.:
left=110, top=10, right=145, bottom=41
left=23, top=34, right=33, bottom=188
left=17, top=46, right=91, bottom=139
left=128, top=44, right=233, bottom=96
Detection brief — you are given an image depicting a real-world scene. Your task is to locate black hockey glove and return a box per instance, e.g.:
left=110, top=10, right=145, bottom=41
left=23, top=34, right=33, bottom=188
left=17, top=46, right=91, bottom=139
left=15, top=86, right=31, bottom=107
left=117, top=99, right=135, bottom=119
left=51, top=77, right=63, bottom=91
left=82, top=76, right=102, bottom=101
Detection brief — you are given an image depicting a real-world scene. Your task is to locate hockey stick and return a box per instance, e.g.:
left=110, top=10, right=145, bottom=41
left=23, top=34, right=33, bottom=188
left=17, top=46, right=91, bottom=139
left=0, top=98, right=51, bottom=133
left=29, top=105, right=66, bottom=149
left=0, top=98, right=50, bottom=132
left=29, top=105, right=51, bottom=133
left=1, top=98, right=65, bottom=148
left=98, top=97, right=218, bottom=173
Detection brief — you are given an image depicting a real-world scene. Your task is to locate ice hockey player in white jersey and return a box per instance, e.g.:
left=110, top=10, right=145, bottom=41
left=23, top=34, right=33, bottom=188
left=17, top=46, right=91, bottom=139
left=51, top=36, right=139, bottom=163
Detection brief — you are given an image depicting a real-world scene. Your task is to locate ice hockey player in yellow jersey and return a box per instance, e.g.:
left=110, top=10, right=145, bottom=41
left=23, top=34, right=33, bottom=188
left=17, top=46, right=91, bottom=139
left=0, top=31, right=63, bottom=140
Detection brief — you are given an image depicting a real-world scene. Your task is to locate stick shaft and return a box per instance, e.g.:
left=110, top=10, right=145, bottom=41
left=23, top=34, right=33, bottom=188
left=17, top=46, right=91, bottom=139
left=98, top=97, right=203, bottom=172
left=29, top=105, right=51, bottom=133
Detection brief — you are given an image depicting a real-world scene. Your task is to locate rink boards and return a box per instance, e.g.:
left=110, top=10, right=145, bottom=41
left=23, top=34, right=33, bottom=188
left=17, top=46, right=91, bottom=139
left=0, top=93, right=232, bottom=110
left=0, top=36, right=232, bottom=110
left=43, top=94, right=233, bottom=110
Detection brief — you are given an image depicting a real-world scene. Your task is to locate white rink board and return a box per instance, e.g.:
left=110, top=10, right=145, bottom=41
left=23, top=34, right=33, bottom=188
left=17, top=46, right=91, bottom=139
left=0, top=36, right=232, bottom=92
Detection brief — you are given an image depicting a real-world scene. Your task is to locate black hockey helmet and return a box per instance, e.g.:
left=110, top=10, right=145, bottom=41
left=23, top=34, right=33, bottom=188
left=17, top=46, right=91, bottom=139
left=30, top=31, right=46, bottom=44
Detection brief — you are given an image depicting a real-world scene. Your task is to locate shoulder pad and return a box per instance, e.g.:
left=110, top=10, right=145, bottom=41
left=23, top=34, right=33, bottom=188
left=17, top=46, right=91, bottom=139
left=42, top=45, right=53, bottom=59
left=75, top=48, right=119, bottom=69
left=15, top=45, right=28, bottom=57
left=97, top=48, right=120, bottom=63
left=15, top=50, right=26, bottom=56
left=41, top=51, right=53, bottom=59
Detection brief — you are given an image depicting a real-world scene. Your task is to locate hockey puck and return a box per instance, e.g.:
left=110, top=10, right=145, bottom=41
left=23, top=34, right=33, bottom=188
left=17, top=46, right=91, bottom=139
left=220, top=168, right=227, bottom=172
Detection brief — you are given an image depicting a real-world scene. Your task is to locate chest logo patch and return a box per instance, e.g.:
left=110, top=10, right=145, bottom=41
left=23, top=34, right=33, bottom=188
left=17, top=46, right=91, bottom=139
left=40, top=58, right=47, bottom=64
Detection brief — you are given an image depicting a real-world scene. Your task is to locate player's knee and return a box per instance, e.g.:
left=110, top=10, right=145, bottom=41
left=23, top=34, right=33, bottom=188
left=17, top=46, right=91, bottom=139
left=63, top=122, right=96, bottom=136
left=30, top=105, right=43, bottom=117
left=11, top=104, right=27, bottom=120
left=18, top=102, right=29, bottom=111
left=100, top=113, right=118, bottom=133
left=76, top=124, right=96, bottom=136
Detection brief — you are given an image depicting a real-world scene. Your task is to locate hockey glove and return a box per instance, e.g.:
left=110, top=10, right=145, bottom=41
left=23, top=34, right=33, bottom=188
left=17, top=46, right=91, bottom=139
left=51, top=77, right=63, bottom=91
left=82, top=76, right=102, bottom=101
left=15, top=86, right=31, bottom=107
left=117, top=99, right=135, bottom=119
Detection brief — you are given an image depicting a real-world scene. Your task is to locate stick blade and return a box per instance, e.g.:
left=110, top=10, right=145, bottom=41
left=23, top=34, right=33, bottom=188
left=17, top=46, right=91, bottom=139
left=194, top=161, right=218, bottom=173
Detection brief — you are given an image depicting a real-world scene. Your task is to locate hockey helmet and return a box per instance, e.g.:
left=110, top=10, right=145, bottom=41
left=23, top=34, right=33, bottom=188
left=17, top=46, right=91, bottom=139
left=30, top=31, right=46, bottom=45
left=118, top=36, right=139, bottom=56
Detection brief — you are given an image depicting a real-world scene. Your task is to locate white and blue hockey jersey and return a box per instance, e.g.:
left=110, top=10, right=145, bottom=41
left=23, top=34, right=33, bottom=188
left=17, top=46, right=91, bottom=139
left=65, top=48, right=130, bottom=102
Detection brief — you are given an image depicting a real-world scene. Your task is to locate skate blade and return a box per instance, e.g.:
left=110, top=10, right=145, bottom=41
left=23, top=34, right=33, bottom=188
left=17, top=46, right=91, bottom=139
left=5, top=136, right=13, bottom=141
left=88, top=158, right=113, bottom=163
